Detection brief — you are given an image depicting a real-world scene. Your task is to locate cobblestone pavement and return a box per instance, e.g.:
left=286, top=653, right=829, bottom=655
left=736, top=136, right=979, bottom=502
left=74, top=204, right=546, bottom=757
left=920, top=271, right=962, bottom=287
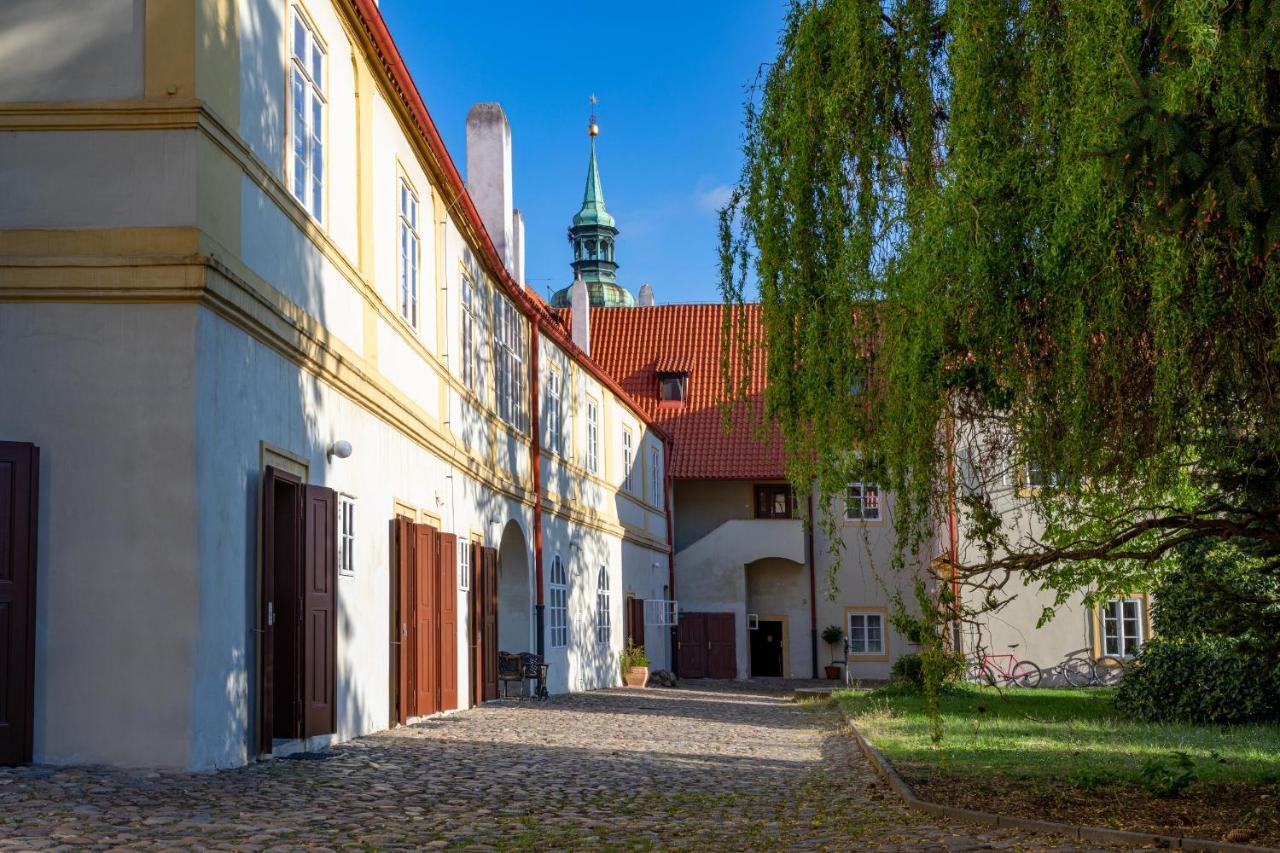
left=0, top=684, right=1129, bottom=850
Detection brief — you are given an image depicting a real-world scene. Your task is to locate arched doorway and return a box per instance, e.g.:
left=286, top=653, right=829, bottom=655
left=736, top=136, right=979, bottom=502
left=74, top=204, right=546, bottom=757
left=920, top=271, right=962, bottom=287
left=497, top=520, right=533, bottom=653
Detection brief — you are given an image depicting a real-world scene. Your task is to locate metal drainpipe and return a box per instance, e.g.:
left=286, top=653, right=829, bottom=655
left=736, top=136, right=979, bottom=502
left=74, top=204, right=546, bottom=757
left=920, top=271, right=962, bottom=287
left=531, top=325, right=545, bottom=658
left=807, top=487, right=819, bottom=679
left=664, top=436, right=677, bottom=674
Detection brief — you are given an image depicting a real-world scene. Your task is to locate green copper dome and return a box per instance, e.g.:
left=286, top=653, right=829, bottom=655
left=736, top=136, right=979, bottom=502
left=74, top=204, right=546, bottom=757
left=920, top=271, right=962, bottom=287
left=550, top=280, right=637, bottom=309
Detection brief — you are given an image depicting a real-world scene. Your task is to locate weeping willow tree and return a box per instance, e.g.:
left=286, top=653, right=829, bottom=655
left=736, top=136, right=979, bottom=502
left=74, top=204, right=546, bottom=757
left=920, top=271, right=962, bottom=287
left=720, top=0, right=1280, bottom=647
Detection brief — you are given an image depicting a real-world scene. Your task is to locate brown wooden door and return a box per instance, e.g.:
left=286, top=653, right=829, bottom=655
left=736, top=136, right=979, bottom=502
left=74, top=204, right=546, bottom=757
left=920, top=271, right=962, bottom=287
left=481, top=546, right=499, bottom=701
left=302, top=485, right=337, bottom=738
left=437, top=532, right=458, bottom=712
left=261, top=466, right=302, bottom=753
left=707, top=613, right=737, bottom=679
left=469, top=541, right=482, bottom=707
left=394, top=516, right=414, bottom=723
left=626, top=597, right=646, bottom=649
left=677, top=613, right=707, bottom=678
left=413, top=524, right=439, bottom=716
left=0, top=442, right=38, bottom=766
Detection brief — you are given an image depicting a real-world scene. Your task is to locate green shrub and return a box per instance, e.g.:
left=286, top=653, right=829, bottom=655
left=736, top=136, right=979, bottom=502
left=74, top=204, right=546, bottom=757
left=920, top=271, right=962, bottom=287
left=1138, top=751, right=1197, bottom=798
left=890, top=651, right=967, bottom=690
left=1115, top=636, right=1280, bottom=724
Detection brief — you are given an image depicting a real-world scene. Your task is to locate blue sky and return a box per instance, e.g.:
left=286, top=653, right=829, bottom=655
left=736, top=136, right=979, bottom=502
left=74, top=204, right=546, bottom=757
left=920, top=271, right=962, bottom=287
left=377, top=1, right=784, bottom=304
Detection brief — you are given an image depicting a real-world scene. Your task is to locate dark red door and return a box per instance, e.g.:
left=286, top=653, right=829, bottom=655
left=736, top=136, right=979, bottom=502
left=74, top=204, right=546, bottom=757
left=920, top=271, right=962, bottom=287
left=437, top=532, right=458, bottom=712
left=482, top=547, right=499, bottom=701
left=708, top=613, right=737, bottom=679
left=302, top=486, right=337, bottom=738
left=678, top=613, right=707, bottom=678
left=626, top=597, right=646, bottom=648
left=413, top=524, right=439, bottom=716
left=395, top=517, right=414, bottom=723
left=0, top=442, right=38, bottom=766
left=469, top=541, right=482, bottom=707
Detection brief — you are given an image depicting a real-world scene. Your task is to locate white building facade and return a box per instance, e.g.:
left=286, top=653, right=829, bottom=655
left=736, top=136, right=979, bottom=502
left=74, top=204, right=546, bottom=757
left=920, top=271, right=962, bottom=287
left=0, top=0, right=672, bottom=770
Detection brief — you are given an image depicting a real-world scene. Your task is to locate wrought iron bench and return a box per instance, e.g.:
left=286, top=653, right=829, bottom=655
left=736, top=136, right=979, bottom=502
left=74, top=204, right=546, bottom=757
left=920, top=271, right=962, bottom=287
left=497, top=652, right=549, bottom=699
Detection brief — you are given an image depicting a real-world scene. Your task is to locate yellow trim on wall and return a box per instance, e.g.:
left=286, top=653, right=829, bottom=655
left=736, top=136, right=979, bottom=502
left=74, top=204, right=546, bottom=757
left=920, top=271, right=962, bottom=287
left=844, top=606, right=891, bottom=663
left=145, top=0, right=197, bottom=99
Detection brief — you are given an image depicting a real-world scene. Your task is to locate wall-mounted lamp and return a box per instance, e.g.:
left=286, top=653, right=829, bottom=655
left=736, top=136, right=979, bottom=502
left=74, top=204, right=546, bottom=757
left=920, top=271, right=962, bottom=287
left=328, top=439, right=353, bottom=460
left=570, top=535, right=583, bottom=552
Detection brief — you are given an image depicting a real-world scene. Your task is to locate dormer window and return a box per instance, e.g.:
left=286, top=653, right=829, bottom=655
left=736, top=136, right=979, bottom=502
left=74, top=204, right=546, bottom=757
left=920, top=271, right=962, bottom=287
left=659, top=372, right=688, bottom=403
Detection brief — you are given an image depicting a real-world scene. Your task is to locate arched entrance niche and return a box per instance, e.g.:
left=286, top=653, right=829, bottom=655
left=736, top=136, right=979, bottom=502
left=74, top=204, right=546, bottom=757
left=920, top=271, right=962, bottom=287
left=497, top=519, right=533, bottom=653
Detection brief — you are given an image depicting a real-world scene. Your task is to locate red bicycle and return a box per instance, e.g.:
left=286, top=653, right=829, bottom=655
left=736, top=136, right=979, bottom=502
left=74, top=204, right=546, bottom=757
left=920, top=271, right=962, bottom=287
left=968, top=644, right=1042, bottom=687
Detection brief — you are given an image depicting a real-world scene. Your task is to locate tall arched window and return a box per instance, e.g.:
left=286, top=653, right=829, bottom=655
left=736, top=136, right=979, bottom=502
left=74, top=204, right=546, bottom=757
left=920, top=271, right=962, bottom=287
left=596, top=566, right=611, bottom=645
left=550, top=554, right=568, bottom=648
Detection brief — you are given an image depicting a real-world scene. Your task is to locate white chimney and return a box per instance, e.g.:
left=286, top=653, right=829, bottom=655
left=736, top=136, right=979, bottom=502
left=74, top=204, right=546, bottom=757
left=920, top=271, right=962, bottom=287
left=638, top=283, right=655, bottom=307
left=465, top=103, right=514, bottom=276
left=512, top=208, right=525, bottom=288
left=570, top=273, right=591, bottom=355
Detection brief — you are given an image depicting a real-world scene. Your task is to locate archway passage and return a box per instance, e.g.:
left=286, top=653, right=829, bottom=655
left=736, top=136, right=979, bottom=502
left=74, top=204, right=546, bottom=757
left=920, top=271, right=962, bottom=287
left=496, top=520, right=532, bottom=654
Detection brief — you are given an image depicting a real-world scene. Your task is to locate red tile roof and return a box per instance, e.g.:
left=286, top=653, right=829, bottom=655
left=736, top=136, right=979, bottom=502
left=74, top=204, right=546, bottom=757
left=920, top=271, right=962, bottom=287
left=582, top=304, right=785, bottom=480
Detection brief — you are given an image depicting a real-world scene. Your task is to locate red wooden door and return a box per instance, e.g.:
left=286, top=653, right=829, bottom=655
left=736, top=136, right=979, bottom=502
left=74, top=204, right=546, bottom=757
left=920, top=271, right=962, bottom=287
left=677, top=613, right=707, bottom=678
left=469, top=541, right=482, bottom=707
left=302, top=486, right=337, bottom=738
left=626, top=597, right=646, bottom=649
left=0, top=442, right=38, bottom=766
left=437, top=532, right=458, bottom=711
left=482, top=547, right=499, bottom=701
left=413, top=524, right=439, bottom=716
left=707, top=613, right=737, bottom=679
left=394, top=517, right=414, bottom=723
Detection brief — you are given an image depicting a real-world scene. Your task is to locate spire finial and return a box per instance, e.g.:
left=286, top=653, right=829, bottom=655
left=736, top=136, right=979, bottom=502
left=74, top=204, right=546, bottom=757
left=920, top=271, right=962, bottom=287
left=588, top=93, right=599, bottom=137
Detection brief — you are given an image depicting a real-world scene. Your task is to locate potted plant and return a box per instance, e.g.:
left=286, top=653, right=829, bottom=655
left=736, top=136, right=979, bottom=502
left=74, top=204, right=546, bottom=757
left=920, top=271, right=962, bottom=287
left=821, top=625, right=845, bottom=679
left=620, top=643, right=650, bottom=687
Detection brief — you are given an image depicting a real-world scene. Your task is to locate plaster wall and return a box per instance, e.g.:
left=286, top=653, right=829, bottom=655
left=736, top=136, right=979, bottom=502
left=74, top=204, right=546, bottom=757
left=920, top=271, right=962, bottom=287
left=745, top=558, right=810, bottom=678
left=0, top=302, right=198, bottom=768
left=0, top=131, right=197, bottom=230
left=239, top=175, right=364, bottom=355
left=672, top=480, right=755, bottom=551
left=0, top=0, right=143, bottom=102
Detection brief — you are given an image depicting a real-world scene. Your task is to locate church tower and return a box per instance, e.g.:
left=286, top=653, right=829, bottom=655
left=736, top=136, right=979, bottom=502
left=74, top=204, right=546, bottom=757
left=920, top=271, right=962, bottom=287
left=551, top=102, right=636, bottom=308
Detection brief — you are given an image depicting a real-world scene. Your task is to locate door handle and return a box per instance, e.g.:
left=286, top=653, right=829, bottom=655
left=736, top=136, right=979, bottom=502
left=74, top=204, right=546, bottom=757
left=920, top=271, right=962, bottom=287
left=267, top=601, right=275, bottom=627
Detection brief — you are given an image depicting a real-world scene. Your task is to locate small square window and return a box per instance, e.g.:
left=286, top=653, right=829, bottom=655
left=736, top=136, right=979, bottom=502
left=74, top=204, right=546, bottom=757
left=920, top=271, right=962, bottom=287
left=337, top=494, right=356, bottom=577
left=658, top=372, right=688, bottom=403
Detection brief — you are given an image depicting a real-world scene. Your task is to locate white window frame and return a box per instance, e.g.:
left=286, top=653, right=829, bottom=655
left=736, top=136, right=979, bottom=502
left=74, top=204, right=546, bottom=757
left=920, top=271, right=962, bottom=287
left=546, top=366, right=562, bottom=456
left=461, top=274, right=480, bottom=396
left=622, top=428, right=634, bottom=493
left=649, top=445, right=662, bottom=509
left=595, top=566, right=610, bottom=645
left=847, top=611, right=885, bottom=656
left=586, top=398, right=600, bottom=474
left=398, top=177, right=419, bottom=328
left=337, top=493, right=356, bottom=577
left=549, top=554, right=568, bottom=648
left=845, top=482, right=882, bottom=521
left=288, top=5, right=325, bottom=221
left=1102, top=598, right=1144, bottom=658
left=458, top=536, right=471, bottom=591
left=493, top=291, right=527, bottom=432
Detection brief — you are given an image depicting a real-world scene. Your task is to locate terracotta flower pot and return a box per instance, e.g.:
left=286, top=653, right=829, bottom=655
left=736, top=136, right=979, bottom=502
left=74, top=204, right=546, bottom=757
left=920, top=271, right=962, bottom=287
left=624, top=666, right=649, bottom=688
left=824, top=665, right=842, bottom=680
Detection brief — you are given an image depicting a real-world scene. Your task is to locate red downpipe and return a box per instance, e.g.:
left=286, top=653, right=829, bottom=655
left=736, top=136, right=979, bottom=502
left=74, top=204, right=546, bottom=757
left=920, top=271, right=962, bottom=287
left=664, top=436, right=677, bottom=671
left=531, top=327, right=545, bottom=656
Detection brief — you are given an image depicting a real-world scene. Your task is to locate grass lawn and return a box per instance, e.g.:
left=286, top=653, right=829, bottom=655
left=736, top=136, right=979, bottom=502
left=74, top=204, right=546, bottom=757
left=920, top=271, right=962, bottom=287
left=837, top=684, right=1280, bottom=846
